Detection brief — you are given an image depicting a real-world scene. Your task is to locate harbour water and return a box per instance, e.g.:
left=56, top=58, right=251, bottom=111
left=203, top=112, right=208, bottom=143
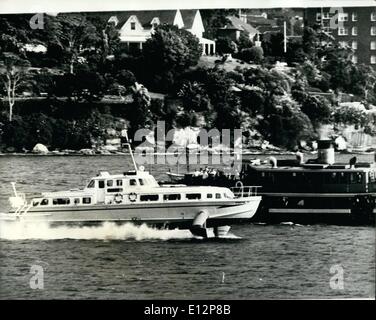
left=0, top=154, right=375, bottom=299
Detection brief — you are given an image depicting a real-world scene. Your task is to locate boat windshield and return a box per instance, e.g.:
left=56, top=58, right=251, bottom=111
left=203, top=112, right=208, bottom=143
left=87, top=180, right=95, bottom=188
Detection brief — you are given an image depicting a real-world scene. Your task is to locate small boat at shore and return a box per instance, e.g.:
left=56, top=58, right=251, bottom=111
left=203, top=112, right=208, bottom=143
left=0, top=145, right=261, bottom=238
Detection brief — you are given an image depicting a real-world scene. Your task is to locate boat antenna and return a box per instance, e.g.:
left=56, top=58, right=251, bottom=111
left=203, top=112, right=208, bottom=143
left=122, top=128, right=138, bottom=171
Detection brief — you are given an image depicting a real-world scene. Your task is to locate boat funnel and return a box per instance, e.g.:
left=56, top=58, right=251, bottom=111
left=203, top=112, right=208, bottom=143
left=296, top=151, right=304, bottom=164
left=317, top=140, right=335, bottom=165
left=269, top=156, right=277, bottom=168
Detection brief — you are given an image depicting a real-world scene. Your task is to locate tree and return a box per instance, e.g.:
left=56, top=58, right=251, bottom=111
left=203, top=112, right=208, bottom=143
left=240, top=46, right=264, bottom=64
left=142, top=25, right=201, bottom=92
left=323, top=47, right=353, bottom=92
left=127, top=82, right=152, bottom=139
left=45, top=14, right=99, bottom=74
left=261, top=32, right=284, bottom=61
left=0, top=52, right=30, bottom=121
left=216, top=37, right=237, bottom=55
left=285, top=38, right=307, bottom=65
left=259, top=97, right=314, bottom=148
left=0, top=16, right=30, bottom=54
left=236, top=32, right=253, bottom=52
left=300, top=95, right=332, bottom=127
left=53, top=70, right=105, bottom=102
left=177, top=81, right=210, bottom=112
left=199, top=9, right=236, bottom=39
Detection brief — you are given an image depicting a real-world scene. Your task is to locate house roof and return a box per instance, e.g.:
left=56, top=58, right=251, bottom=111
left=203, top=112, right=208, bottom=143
left=104, top=9, right=198, bottom=30
left=105, top=10, right=177, bottom=29
left=220, top=16, right=259, bottom=35
left=246, top=16, right=277, bottom=27
left=256, top=25, right=282, bottom=34
left=180, top=10, right=197, bottom=29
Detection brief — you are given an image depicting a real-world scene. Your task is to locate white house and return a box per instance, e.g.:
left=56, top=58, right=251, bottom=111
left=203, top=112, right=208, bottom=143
left=107, top=9, right=216, bottom=55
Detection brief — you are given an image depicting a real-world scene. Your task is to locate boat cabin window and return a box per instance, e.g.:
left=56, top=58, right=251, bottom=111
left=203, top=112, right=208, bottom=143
left=163, top=194, right=181, bottom=201
left=74, top=198, right=80, bottom=204
left=138, top=179, right=145, bottom=186
left=207, top=194, right=213, bottom=199
left=130, top=179, right=137, bottom=186
left=83, top=197, right=91, bottom=204
left=98, top=181, right=105, bottom=189
left=369, top=171, right=376, bottom=183
left=186, top=193, right=201, bottom=200
left=107, top=180, right=113, bottom=187
left=87, top=180, right=95, bottom=188
left=116, top=179, right=123, bottom=186
left=107, top=188, right=123, bottom=193
left=140, top=194, right=159, bottom=201
left=53, top=198, right=70, bottom=205
left=33, top=200, right=40, bottom=206
left=40, top=199, right=49, bottom=206
left=224, top=193, right=232, bottom=199
left=216, top=193, right=221, bottom=199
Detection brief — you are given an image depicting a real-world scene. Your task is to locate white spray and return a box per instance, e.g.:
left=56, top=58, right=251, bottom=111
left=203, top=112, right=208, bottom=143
left=0, top=221, right=193, bottom=241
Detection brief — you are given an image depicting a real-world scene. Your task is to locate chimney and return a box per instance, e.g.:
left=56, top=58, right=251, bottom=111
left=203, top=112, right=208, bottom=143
left=238, top=9, right=247, bottom=24
left=317, top=140, right=335, bottom=165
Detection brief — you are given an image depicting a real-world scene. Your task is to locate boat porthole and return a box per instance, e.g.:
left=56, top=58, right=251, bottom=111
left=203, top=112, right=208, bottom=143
left=128, top=193, right=137, bottom=202
left=114, top=193, right=123, bottom=204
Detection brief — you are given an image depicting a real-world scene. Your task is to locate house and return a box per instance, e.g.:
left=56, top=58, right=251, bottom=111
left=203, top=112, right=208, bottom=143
left=217, top=15, right=260, bottom=43
left=304, top=6, right=376, bottom=67
left=246, top=15, right=281, bottom=34
left=106, top=9, right=216, bottom=55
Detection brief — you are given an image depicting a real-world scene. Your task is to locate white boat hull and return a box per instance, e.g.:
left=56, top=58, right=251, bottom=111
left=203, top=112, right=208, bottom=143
left=0, top=197, right=261, bottom=227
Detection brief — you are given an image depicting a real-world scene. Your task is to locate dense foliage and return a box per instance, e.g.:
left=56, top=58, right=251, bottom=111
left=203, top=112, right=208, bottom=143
left=0, top=12, right=376, bottom=152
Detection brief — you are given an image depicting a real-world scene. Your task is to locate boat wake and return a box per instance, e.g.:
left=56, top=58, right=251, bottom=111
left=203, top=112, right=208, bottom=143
left=0, top=221, right=193, bottom=241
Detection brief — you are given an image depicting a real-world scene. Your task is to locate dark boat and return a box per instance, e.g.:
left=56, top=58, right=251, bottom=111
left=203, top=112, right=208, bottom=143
left=241, top=140, right=376, bottom=224
left=167, top=140, right=376, bottom=225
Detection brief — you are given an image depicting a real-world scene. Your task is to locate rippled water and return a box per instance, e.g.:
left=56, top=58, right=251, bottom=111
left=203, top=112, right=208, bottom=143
left=0, top=155, right=375, bottom=299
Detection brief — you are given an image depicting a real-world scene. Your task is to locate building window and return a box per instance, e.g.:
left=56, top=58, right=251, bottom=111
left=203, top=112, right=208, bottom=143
left=352, top=27, right=358, bottom=36
left=316, top=13, right=321, bottom=21
left=371, top=41, right=376, bottom=50
left=352, top=55, right=358, bottom=64
left=338, top=27, right=349, bottom=36
left=338, top=13, right=348, bottom=22
left=352, top=41, right=357, bottom=50
left=131, top=22, right=136, bottom=30
left=371, top=26, right=376, bottom=36
left=371, top=55, right=376, bottom=64
left=322, top=12, right=330, bottom=19
left=371, top=12, right=376, bottom=21
left=352, top=12, right=358, bottom=21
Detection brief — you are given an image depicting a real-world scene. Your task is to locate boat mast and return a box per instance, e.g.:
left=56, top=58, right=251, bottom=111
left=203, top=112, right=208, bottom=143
left=121, top=128, right=138, bottom=171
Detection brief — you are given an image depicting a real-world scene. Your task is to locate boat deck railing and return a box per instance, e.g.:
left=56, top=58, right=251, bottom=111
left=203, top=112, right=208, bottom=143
left=231, top=186, right=262, bottom=198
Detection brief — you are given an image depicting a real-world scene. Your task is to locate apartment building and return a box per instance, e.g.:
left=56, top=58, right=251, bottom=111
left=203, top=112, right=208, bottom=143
left=304, top=7, right=376, bottom=66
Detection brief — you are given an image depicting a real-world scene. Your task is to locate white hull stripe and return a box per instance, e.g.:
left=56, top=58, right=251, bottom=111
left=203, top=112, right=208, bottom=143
left=269, top=208, right=351, bottom=214
left=262, top=193, right=376, bottom=198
